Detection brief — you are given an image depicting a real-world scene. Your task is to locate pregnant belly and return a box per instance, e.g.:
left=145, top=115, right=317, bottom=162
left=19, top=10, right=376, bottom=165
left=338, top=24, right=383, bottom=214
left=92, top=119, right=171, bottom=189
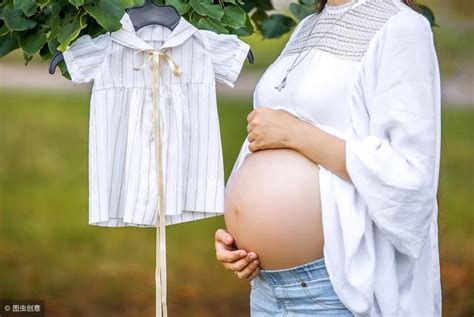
left=224, top=148, right=324, bottom=270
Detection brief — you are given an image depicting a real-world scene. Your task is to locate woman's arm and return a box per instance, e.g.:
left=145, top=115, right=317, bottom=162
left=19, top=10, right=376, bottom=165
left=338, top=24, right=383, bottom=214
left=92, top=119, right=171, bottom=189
left=288, top=117, right=352, bottom=183
left=246, top=107, right=352, bottom=183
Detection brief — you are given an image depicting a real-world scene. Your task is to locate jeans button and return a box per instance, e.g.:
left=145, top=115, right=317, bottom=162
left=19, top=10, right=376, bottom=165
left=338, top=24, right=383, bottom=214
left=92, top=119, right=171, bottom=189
left=301, top=281, right=307, bottom=287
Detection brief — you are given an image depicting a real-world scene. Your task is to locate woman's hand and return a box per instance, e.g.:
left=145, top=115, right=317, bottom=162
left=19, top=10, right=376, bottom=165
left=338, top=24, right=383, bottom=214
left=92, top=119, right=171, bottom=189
left=247, top=107, right=351, bottom=181
left=215, top=229, right=260, bottom=280
left=246, top=107, right=301, bottom=152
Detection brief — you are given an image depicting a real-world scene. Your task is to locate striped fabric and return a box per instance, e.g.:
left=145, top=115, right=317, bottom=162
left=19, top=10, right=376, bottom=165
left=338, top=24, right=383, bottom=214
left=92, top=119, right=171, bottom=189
left=63, top=12, right=250, bottom=227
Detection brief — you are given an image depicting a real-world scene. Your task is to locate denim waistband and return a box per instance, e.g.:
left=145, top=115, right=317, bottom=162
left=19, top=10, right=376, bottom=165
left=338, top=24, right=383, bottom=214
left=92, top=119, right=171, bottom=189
left=258, top=257, right=328, bottom=286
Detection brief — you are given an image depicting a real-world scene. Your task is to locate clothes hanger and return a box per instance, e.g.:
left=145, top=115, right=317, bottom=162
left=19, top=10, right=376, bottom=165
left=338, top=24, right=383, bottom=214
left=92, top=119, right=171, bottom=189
left=127, top=0, right=181, bottom=31
left=119, top=0, right=254, bottom=63
left=49, top=0, right=254, bottom=74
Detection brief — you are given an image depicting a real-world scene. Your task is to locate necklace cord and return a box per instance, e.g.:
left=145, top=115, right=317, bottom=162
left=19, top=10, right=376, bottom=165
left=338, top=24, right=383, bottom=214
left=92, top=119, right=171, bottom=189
left=275, top=0, right=358, bottom=91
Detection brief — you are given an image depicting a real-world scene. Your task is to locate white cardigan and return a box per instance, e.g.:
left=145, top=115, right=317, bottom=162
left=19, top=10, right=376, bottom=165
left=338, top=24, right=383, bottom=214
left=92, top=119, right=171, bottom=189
left=227, top=0, right=442, bottom=315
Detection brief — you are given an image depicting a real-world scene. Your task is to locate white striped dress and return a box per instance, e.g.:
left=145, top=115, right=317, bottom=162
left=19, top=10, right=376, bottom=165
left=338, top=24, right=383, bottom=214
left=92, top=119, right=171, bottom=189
left=63, top=12, right=250, bottom=227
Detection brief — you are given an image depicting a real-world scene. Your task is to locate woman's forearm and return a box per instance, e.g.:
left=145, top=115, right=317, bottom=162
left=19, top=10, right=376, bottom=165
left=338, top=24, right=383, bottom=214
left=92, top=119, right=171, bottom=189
left=286, top=119, right=352, bottom=184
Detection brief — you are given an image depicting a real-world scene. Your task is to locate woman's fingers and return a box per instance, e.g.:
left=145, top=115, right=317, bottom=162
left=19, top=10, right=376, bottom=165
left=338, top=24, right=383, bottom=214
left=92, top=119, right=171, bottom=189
left=247, top=122, right=252, bottom=133
left=215, top=228, right=234, bottom=245
left=215, top=229, right=247, bottom=263
left=247, top=133, right=255, bottom=143
left=214, top=228, right=261, bottom=279
left=216, top=246, right=247, bottom=263
left=246, top=266, right=261, bottom=281
left=225, top=252, right=258, bottom=272
left=235, top=259, right=260, bottom=279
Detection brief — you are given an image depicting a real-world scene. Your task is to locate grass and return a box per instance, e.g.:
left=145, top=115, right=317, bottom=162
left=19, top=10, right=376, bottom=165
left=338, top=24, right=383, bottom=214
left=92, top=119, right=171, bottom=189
left=0, top=89, right=473, bottom=316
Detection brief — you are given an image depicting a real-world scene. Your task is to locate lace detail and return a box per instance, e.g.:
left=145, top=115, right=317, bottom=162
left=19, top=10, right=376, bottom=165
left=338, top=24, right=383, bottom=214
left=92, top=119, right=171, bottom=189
left=281, top=0, right=400, bottom=61
left=325, top=0, right=357, bottom=12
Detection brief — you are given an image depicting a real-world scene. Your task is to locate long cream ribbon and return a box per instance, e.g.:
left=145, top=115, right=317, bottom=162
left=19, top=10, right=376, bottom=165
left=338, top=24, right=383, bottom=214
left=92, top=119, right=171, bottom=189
left=131, top=48, right=182, bottom=317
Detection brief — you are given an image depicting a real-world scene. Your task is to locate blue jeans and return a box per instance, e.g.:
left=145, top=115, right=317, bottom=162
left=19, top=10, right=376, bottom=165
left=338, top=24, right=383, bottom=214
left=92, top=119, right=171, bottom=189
left=250, top=257, right=354, bottom=316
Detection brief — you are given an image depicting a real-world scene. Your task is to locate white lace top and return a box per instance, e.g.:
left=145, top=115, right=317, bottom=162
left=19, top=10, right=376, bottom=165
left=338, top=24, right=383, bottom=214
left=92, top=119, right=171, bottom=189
left=227, top=0, right=442, bottom=315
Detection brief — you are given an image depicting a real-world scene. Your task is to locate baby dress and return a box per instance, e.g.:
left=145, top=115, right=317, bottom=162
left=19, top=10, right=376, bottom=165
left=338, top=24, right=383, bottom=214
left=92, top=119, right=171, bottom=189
left=63, top=11, right=250, bottom=317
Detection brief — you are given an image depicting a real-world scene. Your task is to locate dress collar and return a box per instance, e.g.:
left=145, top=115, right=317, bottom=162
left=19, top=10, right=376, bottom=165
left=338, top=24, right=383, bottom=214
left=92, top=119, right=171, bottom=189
left=111, top=11, right=198, bottom=51
left=322, top=0, right=367, bottom=14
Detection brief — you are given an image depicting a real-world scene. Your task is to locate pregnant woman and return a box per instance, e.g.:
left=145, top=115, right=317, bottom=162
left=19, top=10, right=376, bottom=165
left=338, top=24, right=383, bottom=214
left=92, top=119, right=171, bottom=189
left=216, top=0, right=442, bottom=316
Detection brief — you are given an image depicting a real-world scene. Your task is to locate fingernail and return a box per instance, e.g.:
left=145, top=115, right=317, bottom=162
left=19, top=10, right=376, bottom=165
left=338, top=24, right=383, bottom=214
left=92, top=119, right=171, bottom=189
left=226, top=236, right=232, bottom=243
left=248, top=254, right=256, bottom=260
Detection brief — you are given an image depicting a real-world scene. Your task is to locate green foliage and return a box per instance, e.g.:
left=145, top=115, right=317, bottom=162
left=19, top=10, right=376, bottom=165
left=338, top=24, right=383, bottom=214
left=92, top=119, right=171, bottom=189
left=417, top=4, right=438, bottom=28
left=0, top=0, right=437, bottom=72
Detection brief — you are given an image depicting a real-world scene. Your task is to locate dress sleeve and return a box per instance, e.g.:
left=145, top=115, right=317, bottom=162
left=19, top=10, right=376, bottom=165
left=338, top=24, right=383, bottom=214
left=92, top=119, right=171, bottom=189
left=199, top=29, right=250, bottom=88
left=345, top=12, right=441, bottom=259
left=63, top=33, right=111, bottom=83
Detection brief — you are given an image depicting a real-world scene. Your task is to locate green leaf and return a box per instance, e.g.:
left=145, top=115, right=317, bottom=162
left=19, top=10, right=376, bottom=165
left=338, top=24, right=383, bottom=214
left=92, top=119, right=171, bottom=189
left=190, top=0, right=224, bottom=21
left=165, top=0, right=191, bottom=15
left=197, top=17, right=229, bottom=34
left=3, top=7, right=37, bottom=31
left=38, top=0, right=52, bottom=6
left=39, top=41, right=53, bottom=61
left=240, top=0, right=273, bottom=13
left=19, top=26, right=48, bottom=55
left=300, top=0, right=315, bottom=5
left=23, top=50, right=34, bottom=65
left=0, top=33, right=20, bottom=57
left=0, top=24, right=10, bottom=37
left=84, top=0, right=124, bottom=31
left=57, top=13, right=87, bottom=52
left=47, top=37, right=60, bottom=55
left=231, top=13, right=254, bottom=37
left=418, top=4, right=438, bottom=28
left=289, top=3, right=315, bottom=21
left=58, top=60, right=72, bottom=80
left=261, top=14, right=295, bottom=39
left=17, top=0, right=38, bottom=17
left=221, top=5, right=247, bottom=29
left=119, top=0, right=146, bottom=9
left=68, top=0, right=85, bottom=8
left=250, top=9, right=268, bottom=30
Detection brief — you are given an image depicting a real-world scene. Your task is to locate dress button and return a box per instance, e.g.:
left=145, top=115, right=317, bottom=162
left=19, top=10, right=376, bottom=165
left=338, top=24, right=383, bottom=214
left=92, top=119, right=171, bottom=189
left=301, top=281, right=307, bottom=287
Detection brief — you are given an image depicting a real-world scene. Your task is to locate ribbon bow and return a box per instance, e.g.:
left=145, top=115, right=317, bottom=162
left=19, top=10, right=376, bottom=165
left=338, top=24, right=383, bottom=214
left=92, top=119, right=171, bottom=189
left=131, top=48, right=182, bottom=317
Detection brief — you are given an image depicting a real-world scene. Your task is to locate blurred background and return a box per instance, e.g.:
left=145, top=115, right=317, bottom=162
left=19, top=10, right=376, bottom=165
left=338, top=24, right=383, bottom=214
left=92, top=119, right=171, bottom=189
left=1, top=0, right=473, bottom=316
